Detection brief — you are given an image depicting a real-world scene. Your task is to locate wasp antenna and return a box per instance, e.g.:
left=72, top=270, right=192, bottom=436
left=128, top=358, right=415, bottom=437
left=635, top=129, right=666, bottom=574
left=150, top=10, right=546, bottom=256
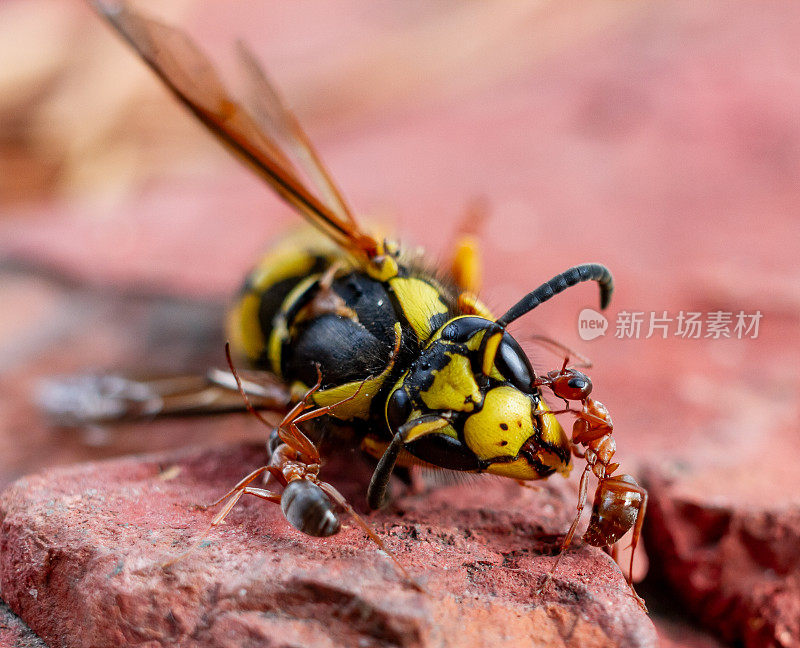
left=224, top=342, right=274, bottom=429
left=496, top=264, right=613, bottom=327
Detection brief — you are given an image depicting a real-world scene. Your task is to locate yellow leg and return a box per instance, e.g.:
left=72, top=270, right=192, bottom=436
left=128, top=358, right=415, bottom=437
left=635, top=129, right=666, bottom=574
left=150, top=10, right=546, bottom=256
left=451, top=234, right=483, bottom=294
left=450, top=200, right=495, bottom=318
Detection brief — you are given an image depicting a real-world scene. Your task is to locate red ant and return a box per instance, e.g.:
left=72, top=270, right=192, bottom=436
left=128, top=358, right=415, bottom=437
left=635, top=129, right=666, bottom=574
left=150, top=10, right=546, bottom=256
left=165, top=344, right=421, bottom=591
left=533, top=352, right=648, bottom=609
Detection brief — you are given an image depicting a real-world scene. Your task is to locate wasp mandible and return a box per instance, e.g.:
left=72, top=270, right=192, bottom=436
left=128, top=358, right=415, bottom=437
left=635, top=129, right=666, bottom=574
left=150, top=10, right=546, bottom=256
left=45, top=1, right=648, bottom=607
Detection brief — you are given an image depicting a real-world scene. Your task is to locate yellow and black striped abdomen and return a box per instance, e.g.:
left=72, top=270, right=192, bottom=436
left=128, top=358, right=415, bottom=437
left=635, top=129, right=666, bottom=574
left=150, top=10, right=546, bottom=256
left=227, top=237, right=341, bottom=372
left=228, top=235, right=459, bottom=425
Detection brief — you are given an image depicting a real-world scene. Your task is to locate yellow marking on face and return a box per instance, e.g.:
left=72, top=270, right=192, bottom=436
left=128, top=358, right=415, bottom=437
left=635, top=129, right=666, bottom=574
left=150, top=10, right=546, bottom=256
left=463, top=330, right=503, bottom=381
left=403, top=417, right=455, bottom=442
left=463, top=386, right=534, bottom=460
left=487, top=458, right=545, bottom=480
left=227, top=293, right=264, bottom=361
left=464, top=330, right=483, bottom=352
left=389, top=277, right=448, bottom=341
left=539, top=407, right=570, bottom=454
left=481, top=331, right=503, bottom=377
left=420, top=353, right=482, bottom=413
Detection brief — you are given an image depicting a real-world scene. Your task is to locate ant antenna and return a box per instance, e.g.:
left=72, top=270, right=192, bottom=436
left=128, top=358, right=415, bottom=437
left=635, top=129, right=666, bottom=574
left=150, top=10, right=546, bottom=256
left=225, top=342, right=277, bottom=429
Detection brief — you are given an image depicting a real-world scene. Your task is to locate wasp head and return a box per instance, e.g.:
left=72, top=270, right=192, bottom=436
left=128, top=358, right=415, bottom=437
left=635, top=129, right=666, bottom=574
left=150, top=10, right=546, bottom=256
left=385, top=316, right=572, bottom=480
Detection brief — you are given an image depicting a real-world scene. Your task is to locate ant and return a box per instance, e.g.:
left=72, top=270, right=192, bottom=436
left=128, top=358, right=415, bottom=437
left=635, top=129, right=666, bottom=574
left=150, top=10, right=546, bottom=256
left=532, top=345, right=648, bottom=610
left=165, top=343, right=420, bottom=591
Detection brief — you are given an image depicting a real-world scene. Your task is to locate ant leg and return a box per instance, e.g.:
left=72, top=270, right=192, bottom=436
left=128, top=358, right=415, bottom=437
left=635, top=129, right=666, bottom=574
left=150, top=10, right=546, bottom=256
left=195, top=465, right=282, bottom=510
left=163, top=482, right=281, bottom=567
left=537, top=463, right=591, bottom=594
left=571, top=411, right=612, bottom=445
left=534, top=406, right=580, bottom=417
left=316, top=480, right=424, bottom=592
left=277, top=373, right=374, bottom=462
left=225, top=343, right=323, bottom=461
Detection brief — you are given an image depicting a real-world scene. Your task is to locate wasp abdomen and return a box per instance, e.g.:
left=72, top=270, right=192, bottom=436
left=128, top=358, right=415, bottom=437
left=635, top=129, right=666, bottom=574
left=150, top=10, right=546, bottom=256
left=281, top=479, right=341, bottom=537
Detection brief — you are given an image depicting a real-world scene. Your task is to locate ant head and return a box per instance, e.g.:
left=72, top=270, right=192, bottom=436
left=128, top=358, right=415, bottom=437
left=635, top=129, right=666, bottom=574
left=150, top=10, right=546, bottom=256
left=548, top=368, right=593, bottom=402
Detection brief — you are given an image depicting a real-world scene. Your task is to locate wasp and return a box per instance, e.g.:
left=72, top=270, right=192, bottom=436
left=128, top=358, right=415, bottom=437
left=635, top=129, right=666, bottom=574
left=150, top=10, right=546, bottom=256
left=45, top=1, right=647, bottom=607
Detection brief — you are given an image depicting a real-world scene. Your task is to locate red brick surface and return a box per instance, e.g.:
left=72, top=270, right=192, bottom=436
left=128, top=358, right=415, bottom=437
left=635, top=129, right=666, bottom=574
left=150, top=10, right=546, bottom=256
left=0, top=444, right=655, bottom=648
left=0, top=601, right=45, bottom=648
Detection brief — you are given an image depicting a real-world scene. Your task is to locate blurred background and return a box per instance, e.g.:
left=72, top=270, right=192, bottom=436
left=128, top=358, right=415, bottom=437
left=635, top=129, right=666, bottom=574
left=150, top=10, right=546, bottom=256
left=1, top=1, right=799, bottom=646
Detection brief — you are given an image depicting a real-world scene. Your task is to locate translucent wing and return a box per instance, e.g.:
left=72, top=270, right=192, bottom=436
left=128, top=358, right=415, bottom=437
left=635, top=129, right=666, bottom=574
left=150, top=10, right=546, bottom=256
left=235, top=41, right=355, bottom=224
left=92, top=1, right=379, bottom=260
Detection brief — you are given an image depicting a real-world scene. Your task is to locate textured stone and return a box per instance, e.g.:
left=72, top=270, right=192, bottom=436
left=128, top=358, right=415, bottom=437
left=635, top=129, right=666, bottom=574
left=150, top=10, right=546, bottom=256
left=0, top=443, right=656, bottom=648
left=0, top=600, right=46, bottom=648
left=644, top=453, right=800, bottom=648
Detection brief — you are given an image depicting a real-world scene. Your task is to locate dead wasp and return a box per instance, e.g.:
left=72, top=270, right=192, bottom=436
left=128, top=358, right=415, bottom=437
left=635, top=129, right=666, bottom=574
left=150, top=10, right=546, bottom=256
left=45, top=1, right=648, bottom=606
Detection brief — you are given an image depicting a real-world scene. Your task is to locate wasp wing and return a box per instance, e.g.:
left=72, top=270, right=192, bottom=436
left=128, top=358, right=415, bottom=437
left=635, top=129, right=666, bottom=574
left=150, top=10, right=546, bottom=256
left=37, top=370, right=290, bottom=425
left=235, top=41, right=356, bottom=225
left=92, top=1, right=378, bottom=259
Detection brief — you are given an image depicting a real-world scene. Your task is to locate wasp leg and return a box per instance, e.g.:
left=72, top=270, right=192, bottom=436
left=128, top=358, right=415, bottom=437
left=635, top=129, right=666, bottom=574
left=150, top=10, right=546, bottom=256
left=38, top=369, right=290, bottom=425
left=449, top=198, right=487, bottom=294
left=367, top=415, right=451, bottom=510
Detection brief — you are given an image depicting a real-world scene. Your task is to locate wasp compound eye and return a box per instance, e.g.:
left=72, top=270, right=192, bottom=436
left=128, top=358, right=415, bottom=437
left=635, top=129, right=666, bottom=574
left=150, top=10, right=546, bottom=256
left=494, top=337, right=534, bottom=393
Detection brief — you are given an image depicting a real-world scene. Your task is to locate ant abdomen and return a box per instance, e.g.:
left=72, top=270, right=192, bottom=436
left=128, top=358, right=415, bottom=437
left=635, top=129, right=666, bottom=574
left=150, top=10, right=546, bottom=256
left=281, top=479, right=342, bottom=537
left=583, top=474, right=644, bottom=546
